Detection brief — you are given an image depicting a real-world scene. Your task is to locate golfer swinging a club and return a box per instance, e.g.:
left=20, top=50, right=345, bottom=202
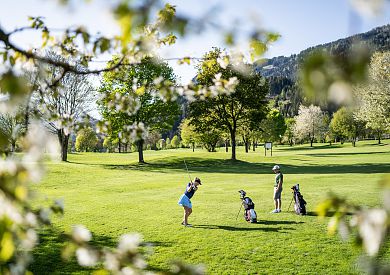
left=178, top=177, right=201, bottom=227
left=271, top=165, right=283, bottom=213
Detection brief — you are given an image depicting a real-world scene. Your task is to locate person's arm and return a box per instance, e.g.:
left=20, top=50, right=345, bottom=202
left=277, top=175, right=283, bottom=190
left=186, top=182, right=196, bottom=192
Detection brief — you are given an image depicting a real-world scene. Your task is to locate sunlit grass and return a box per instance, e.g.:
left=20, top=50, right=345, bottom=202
left=31, top=140, right=390, bottom=274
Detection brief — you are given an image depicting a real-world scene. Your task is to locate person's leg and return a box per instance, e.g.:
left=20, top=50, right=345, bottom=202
left=279, top=197, right=282, bottom=211
left=183, top=206, right=192, bottom=225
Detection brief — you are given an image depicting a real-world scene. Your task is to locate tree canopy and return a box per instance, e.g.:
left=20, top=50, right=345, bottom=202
left=98, top=57, right=181, bottom=162
left=188, top=48, right=269, bottom=160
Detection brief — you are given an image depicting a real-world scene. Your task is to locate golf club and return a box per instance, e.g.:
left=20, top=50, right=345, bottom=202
left=287, top=196, right=294, bottom=212
left=235, top=202, right=243, bottom=221
left=183, top=160, right=192, bottom=183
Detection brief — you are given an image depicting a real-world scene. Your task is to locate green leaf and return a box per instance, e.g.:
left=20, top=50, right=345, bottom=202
left=158, top=3, right=176, bottom=25
left=82, top=31, right=90, bottom=44
left=135, top=86, right=145, bottom=95
left=177, top=57, right=191, bottom=65
left=0, top=232, right=15, bottom=262
left=250, top=39, right=267, bottom=60
left=224, top=32, right=235, bottom=46
left=266, top=32, right=281, bottom=43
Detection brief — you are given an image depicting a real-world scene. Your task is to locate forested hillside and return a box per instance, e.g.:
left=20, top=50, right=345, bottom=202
left=256, top=24, right=390, bottom=117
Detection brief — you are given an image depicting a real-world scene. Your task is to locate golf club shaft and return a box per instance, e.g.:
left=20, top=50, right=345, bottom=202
left=235, top=202, right=243, bottom=220
left=288, top=196, right=294, bottom=211
left=183, top=160, right=192, bottom=183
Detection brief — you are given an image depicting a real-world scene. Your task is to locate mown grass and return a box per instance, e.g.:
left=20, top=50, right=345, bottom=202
left=30, top=140, right=390, bottom=274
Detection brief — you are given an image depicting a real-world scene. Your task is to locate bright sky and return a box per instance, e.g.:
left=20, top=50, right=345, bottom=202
left=1, top=0, right=389, bottom=83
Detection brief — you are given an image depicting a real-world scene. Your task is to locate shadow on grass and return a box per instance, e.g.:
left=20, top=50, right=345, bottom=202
left=68, top=156, right=390, bottom=175
left=304, top=151, right=390, bottom=157
left=30, top=227, right=174, bottom=274
left=30, top=226, right=97, bottom=274
left=192, top=223, right=299, bottom=232
left=304, top=211, right=355, bottom=217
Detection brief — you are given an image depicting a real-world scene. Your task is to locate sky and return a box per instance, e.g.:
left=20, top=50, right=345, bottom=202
left=0, top=0, right=389, bottom=83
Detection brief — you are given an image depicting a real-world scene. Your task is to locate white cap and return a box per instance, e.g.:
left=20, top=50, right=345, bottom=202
left=272, top=165, right=280, bottom=171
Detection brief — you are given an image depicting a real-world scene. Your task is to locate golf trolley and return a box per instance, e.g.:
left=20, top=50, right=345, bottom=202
left=288, top=184, right=307, bottom=215
left=236, top=190, right=257, bottom=223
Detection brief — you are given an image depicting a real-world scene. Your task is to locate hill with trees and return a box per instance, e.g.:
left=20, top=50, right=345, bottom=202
left=256, top=24, right=390, bottom=117
left=256, top=24, right=390, bottom=80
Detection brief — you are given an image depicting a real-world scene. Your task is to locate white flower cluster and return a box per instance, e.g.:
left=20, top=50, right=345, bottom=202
left=105, top=91, right=141, bottom=116
left=71, top=230, right=149, bottom=274
left=119, top=122, right=149, bottom=144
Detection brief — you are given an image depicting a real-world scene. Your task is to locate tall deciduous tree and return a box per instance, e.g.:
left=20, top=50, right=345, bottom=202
left=259, top=109, right=286, bottom=144
left=33, top=53, right=95, bottom=161
left=330, top=107, right=365, bottom=146
left=293, top=104, right=326, bottom=147
left=354, top=51, right=390, bottom=144
left=98, top=57, right=180, bottom=163
left=189, top=48, right=268, bottom=160
left=179, top=118, right=199, bottom=152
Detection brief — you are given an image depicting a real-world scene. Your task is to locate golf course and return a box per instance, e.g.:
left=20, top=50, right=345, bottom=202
left=30, top=140, right=390, bottom=274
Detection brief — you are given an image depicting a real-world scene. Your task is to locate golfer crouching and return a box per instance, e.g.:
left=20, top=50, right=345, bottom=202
left=178, top=177, right=202, bottom=227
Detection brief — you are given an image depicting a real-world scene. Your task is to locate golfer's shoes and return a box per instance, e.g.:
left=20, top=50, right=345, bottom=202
left=181, top=222, right=193, bottom=227
left=270, top=209, right=281, bottom=213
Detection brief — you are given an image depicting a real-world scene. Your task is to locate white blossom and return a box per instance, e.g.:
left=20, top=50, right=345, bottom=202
left=25, top=212, right=38, bottom=227
left=72, top=225, right=92, bottom=243
left=353, top=209, right=387, bottom=256
left=76, top=247, right=98, bottom=267
left=104, top=251, right=120, bottom=271
left=118, top=233, right=143, bottom=253
left=120, top=267, right=136, bottom=275
left=133, top=256, right=147, bottom=269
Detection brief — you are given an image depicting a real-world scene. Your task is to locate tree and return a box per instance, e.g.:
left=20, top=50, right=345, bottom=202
left=99, top=57, right=180, bottom=162
left=354, top=51, right=390, bottom=144
left=179, top=118, right=199, bottom=152
left=189, top=48, right=268, bottom=160
left=238, top=122, right=253, bottom=153
left=171, top=135, right=180, bottom=149
left=283, top=117, right=296, bottom=146
left=165, top=137, right=171, bottom=149
left=145, top=130, right=161, bottom=150
left=0, top=112, right=26, bottom=153
left=293, top=104, right=326, bottom=147
left=75, top=127, right=97, bottom=152
left=259, top=109, right=286, bottom=144
left=330, top=107, right=364, bottom=146
left=32, top=53, right=95, bottom=161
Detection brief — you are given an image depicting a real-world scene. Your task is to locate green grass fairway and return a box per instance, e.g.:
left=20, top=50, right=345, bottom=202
left=31, top=141, right=390, bottom=274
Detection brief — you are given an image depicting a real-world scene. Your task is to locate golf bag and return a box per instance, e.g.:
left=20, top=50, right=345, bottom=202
left=238, top=190, right=257, bottom=223
left=291, top=184, right=306, bottom=215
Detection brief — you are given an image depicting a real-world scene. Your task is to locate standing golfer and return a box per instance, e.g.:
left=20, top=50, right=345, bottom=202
left=178, top=177, right=202, bottom=227
left=271, top=165, right=283, bottom=213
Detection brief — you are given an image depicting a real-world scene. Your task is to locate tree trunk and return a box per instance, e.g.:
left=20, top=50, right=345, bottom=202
left=225, top=139, right=229, bottom=152
left=11, top=141, right=16, bottom=153
left=252, top=141, right=256, bottom=151
left=58, top=130, right=70, bottom=162
left=230, top=129, right=236, bottom=160
left=192, top=142, right=195, bottom=152
left=245, top=142, right=249, bottom=153
left=118, top=141, right=121, bottom=153
left=310, top=137, right=313, bottom=147
left=137, top=139, right=144, bottom=163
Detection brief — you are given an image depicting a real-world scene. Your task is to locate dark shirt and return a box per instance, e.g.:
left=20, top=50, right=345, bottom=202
left=184, top=182, right=196, bottom=199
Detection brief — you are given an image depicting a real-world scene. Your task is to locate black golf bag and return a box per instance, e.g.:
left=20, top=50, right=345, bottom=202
left=291, top=184, right=306, bottom=215
left=238, top=190, right=257, bottom=223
